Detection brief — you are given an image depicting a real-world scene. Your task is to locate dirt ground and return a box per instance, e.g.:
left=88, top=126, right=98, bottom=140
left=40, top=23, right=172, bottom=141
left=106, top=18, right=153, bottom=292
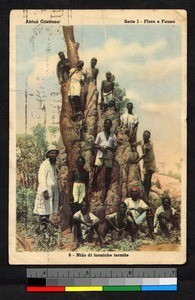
left=16, top=226, right=181, bottom=253
left=139, top=242, right=180, bottom=252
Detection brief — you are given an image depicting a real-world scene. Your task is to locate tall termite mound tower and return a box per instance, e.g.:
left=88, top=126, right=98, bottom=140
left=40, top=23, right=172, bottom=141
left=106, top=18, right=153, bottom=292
left=58, top=26, right=142, bottom=230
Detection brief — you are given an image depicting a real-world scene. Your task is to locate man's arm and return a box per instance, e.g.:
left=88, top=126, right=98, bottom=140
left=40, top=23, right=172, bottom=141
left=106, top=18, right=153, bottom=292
left=132, top=148, right=149, bottom=164
left=94, top=68, right=99, bottom=80
left=105, top=135, right=118, bottom=153
left=38, top=162, right=48, bottom=193
left=119, top=114, right=124, bottom=129
left=131, top=122, right=139, bottom=139
left=85, top=171, right=89, bottom=191
left=70, top=171, right=74, bottom=203
left=111, top=81, right=114, bottom=93
left=56, top=62, right=61, bottom=83
left=94, top=133, right=103, bottom=151
left=73, top=215, right=92, bottom=227
left=137, top=201, right=150, bottom=214
left=106, top=145, right=117, bottom=153
left=101, top=81, right=104, bottom=101
left=131, top=140, right=141, bottom=148
left=81, top=70, right=87, bottom=80
left=106, top=217, right=124, bottom=232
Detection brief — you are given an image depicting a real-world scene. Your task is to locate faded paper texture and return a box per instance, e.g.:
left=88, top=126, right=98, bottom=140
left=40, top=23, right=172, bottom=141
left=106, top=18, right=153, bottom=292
left=9, top=9, right=187, bottom=264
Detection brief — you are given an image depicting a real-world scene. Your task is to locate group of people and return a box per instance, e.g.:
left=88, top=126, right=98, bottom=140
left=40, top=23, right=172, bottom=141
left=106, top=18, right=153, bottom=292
left=33, top=142, right=180, bottom=251
left=33, top=143, right=180, bottom=249
left=56, top=52, right=116, bottom=119
left=32, top=53, right=180, bottom=249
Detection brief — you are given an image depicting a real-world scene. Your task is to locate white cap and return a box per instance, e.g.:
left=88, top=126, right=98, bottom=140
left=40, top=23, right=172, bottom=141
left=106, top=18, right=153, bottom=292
left=46, top=144, right=59, bottom=155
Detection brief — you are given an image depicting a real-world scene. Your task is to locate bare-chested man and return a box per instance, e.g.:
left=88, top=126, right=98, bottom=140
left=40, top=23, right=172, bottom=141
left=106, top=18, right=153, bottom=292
left=101, top=72, right=114, bottom=112
left=70, top=156, right=89, bottom=215
left=131, top=131, right=156, bottom=200
left=56, top=52, right=70, bottom=85
left=103, top=202, right=136, bottom=242
left=86, top=57, right=99, bottom=85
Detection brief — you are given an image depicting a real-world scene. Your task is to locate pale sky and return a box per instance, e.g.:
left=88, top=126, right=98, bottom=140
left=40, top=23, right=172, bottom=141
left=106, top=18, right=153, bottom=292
left=15, top=24, right=184, bottom=173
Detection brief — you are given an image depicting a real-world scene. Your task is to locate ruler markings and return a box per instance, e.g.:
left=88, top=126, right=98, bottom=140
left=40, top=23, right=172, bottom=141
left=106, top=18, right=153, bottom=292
left=27, top=268, right=177, bottom=278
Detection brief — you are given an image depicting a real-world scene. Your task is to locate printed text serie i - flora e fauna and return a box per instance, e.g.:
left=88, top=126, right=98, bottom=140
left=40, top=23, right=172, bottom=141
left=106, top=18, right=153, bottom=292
left=124, top=19, right=175, bottom=24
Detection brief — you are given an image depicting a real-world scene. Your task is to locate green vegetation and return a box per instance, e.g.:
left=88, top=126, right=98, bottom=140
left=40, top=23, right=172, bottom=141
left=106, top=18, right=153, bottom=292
left=16, top=124, right=60, bottom=251
left=113, top=81, right=130, bottom=114
left=16, top=124, right=47, bottom=189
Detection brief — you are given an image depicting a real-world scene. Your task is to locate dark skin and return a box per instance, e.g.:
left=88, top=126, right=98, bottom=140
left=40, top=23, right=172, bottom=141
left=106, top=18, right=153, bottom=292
left=69, top=60, right=87, bottom=82
left=43, top=150, right=58, bottom=200
left=91, top=59, right=97, bottom=68
left=131, top=131, right=150, bottom=164
left=131, top=131, right=154, bottom=199
left=161, top=198, right=180, bottom=220
left=87, top=59, right=99, bottom=84
left=109, top=203, right=128, bottom=232
left=72, top=201, right=105, bottom=250
left=101, top=72, right=114, bottom=101
left=76, top=61, right=87, bottom=81
left=68, top=61, right=87, bottom=118
left=127, top=103, right=133, bottom=114
left=93, top=120, right=117, bottom=193
left=70, top=159, right=89, bottom=203
left=130, top=191, right=148, bottom=215
left=94, top=120, right=117, bottom=153
left=103, top=202, right=136, bottom=242
left=57, top=52, right=70, bottom=84
left=121, top=103, right=139, bottom=142
left=158, top=198, right=180, bottom=236
left=128, top=190, right=155, bottom=239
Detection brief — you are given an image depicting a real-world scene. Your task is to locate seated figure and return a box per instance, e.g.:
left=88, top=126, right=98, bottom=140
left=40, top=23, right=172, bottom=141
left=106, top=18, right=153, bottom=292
left=72, top=199, right=105, bottom=250
left=154, top=196, right=180, bottom=237
left=124, top=187, right=155, bottom=239
left=103, top=202, right=136, bottom=242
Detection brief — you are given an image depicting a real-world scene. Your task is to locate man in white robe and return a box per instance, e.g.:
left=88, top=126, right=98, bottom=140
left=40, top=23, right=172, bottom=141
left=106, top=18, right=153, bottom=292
left=34, top=145, right=59, bottom=231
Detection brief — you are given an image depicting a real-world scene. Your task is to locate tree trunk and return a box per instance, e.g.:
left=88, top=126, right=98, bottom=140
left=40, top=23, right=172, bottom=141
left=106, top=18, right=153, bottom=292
left=59, top=26, right=99, bottom=231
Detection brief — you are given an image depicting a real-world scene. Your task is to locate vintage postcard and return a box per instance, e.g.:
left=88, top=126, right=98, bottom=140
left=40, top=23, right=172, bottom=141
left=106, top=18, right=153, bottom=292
left=9, top=9, right=186, bottom=264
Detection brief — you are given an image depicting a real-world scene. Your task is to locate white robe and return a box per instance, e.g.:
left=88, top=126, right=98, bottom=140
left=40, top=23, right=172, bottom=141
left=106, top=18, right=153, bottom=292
left=34, top=159, right=59, bottom=215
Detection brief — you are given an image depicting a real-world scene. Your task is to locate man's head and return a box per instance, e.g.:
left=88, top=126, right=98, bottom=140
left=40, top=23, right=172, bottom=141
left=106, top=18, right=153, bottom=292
left=77, top=156, right=85, bottom=169
left=106, top=71, right=112, bottom=80
left=162, top=197, right=171, bottom=210
left=119, top=202, right=127, bottom=216
left=81, top=199, right=89, bottom=214
left=127, top=102, right=133, bottom=112
left=108, top=99, right=116, bottom=108
left=130, top=186, right=140, bottom=201
left=58, top=52, right=65, bottom=60
left=77, top=60, right=84, bottom=70
left=104, top=119, right=112, bottom=131
left=91, top=58, right=97, bottom=68
left=46, top=145, right=59, bottom=164
left=143, top=130, right=151, bottom=143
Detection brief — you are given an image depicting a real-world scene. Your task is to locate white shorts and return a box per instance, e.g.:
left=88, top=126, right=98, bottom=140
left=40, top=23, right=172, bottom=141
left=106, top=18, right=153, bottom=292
left=103, top=93, right=113, bottom=105
left=73, top=182, right=86, bottom=203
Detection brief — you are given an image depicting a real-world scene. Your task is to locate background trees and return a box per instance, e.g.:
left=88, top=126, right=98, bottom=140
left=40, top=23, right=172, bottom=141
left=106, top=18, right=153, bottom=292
left=16, top=124, right=47, bottom=189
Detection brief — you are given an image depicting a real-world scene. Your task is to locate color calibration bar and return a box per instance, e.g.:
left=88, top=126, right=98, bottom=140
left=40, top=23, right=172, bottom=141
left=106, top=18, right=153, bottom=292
left=27, top=268, right=177, bottom=292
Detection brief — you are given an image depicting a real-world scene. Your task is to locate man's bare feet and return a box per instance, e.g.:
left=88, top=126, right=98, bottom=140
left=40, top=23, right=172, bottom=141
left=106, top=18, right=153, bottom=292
left=71, top=242, right=79, bottom=251
left=150, top=232, right=156, bottom=240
